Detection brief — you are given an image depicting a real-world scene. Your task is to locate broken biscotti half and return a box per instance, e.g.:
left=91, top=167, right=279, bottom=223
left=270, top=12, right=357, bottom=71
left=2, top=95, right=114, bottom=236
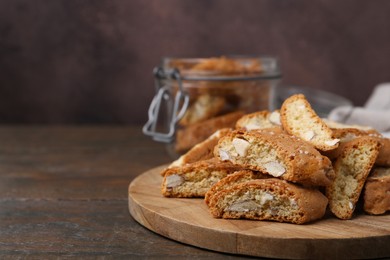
left=204, top=170, right=268, bottom=206
left=326, top=136, right=380, bottom=219
left=214, top=128, right=335, bottom=187
left=161, top=158, right=243, bottom=198
left=208, top=178, right=328, bottom=224
left=363, top=167, right=390, bottom=215
left=280, top=94, right=340, bottom=151
left=235, top=110, right=281, bottom=130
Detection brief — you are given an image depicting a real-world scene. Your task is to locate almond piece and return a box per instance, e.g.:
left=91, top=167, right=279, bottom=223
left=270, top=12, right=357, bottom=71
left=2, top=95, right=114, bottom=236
left=245, top=122, right=261, bottom=130
left=219, top=149, right=231, bottom=161
left=269, top=111, right=281, bottom=125
left=166, top=174, right=184, bottom=188
left=324, top=139, right=340, bottom=146
left=264, top=161, right=286, bottom=177
left=232, top=138, right=251, bottom=157
left=303, top=130, right=316, bottom=141
left=227, top=200, right=259, bottom=212
left=255, top=192, right=274, bottom=205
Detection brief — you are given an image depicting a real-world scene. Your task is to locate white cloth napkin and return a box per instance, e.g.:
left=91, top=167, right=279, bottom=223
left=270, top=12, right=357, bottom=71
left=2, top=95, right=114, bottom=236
left=328, top=83, right=390, bottom=138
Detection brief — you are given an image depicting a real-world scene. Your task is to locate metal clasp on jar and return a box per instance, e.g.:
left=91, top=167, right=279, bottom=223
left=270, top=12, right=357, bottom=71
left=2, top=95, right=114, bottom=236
left=143, top=67, right=189, bottom=143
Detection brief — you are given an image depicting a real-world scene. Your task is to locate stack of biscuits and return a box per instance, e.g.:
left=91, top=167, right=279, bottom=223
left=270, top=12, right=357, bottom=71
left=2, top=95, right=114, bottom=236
left=160, top=94, right=390, bottom=224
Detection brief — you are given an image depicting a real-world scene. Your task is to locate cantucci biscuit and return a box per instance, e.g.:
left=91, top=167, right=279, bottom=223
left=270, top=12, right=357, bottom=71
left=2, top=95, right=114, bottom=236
left=326, top=136, right=380, bottom=219
left=161, top=158, right=243, bottom=198
left=207, top=178, right=328, bottom=224
left=214, top=128, right=335, bottom=186
left=235, top=110, right=281, bottom=130
left=363, top=167, right=390, bottom=215
left=280, top=94, right=339, bottom=151
left=179, top=94, right=226, bottom=126
left=204, top=170, right=268, bottom=206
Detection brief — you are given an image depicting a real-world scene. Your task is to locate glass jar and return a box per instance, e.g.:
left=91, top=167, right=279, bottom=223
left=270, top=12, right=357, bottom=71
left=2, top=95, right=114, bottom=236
left=143, top=56, right=282, bottom=157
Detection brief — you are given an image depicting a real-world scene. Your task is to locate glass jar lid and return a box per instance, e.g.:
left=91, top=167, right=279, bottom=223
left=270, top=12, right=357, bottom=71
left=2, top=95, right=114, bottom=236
left=159, top=56, right=281, bottom=81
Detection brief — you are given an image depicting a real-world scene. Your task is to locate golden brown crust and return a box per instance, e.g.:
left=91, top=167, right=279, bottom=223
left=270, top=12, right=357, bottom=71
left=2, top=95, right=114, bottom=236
left=208, top=178, right=328, bottom=224
left=326, top=136, right=380, bottom=219
left=377, top=137, right=390, bottom=166
left=363, top=167, right=390, bottom=215
left=280, top=94, right=339, bottom=151
left=204, top=170, right=268, bottom=206
left=175, top=111, right=245, bottom=153
left=161, top=158, right=243, bottom=198
left=214, top=128, right=335, bottom=187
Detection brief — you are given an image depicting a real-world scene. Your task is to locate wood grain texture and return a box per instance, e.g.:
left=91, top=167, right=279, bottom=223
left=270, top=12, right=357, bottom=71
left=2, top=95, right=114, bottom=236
left=0, top=126, right=257, bottom=259
left=129, top=166, right=390, bottom=259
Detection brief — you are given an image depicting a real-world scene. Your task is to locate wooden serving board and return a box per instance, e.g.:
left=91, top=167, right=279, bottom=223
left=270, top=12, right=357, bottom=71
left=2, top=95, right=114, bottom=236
left=128, top=165, right=390, bottom=259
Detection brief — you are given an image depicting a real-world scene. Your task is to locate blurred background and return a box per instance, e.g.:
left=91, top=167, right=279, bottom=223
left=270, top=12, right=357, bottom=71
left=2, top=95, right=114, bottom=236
left=1, top=0, right=389, bottom=124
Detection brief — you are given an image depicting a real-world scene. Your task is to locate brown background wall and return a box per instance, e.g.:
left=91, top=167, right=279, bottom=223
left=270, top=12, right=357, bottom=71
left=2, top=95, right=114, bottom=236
left=1, top=0, right=389, bottom=124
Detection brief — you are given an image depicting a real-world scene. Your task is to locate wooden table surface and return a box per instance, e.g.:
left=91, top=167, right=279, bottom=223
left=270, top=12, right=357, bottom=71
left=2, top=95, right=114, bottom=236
left=0, top=126, right=258, bottom=259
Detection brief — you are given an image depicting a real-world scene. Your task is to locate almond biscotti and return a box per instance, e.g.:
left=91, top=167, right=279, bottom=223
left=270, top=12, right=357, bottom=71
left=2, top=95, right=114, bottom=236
left=363, top=167, right=390, bottom=215
left=326, top=136, right=380, bottom=219
left=208, top=178, right=328, bottom=224
left=204, top=170, right=268, bottom=206
left=280, top=94, right=339, bottom=151
left=235, top=110, right=281, bottom=130
left=161, top=158, right=243, bottom=198
left=214, top=128, right=335, bottom=186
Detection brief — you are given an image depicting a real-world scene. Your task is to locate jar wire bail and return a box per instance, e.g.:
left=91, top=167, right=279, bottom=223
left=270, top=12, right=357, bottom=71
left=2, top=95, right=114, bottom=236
left=142, top=67, right=189, bottom=143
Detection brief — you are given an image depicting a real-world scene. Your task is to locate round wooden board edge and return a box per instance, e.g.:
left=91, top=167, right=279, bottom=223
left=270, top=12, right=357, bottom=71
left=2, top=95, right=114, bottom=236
left=128, top=165, right=390, bottom=259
